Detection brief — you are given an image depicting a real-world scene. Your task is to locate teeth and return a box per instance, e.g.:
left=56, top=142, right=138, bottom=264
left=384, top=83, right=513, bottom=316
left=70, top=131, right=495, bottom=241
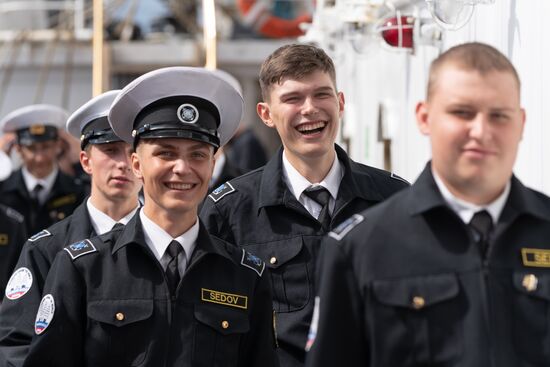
left=297, top=121, right=326, bottom=132
left=167, top=183, right=193, bottom=190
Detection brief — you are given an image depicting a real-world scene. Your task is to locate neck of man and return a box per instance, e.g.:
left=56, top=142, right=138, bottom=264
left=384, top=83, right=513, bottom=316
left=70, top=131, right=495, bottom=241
left=89, top=190, right=139, bottom=222
left=284, top=148, right=336, bottom=183
left=437, top=172, right=508, bottom=206
left=142, top=204, right=197, bottom=238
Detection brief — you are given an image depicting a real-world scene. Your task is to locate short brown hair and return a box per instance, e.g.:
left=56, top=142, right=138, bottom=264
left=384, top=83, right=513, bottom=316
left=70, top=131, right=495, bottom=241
left=427, top=42, right=521, bottom=100
left=259, top=44, right=337, bottom=101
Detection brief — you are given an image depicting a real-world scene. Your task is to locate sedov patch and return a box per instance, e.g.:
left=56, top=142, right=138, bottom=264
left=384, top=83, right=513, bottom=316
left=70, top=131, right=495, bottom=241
left=5, top=267, right=33, bottom=300
left=28, top=230, right=51, bottom=242
left=240, top=249, right=265, bottom=276
left=328, top=214, right=364, bottom=241
left=35, top=294, right=55, bottom=335
left=208, top=182, right=236, bottom=203
left=63, top=239, right=97, bottom=260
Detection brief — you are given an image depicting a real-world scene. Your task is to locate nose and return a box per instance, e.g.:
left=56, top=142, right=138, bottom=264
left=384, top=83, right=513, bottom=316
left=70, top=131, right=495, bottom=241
left=469, top=113, right=490, bottom=141
left=173, top=158, right=190, bottom=174
left=301, top=96, right=319, bottom=116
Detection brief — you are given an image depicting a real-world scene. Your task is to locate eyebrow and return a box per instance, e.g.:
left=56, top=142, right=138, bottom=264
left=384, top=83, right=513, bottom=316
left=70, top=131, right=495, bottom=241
left=279, top=86, right=334, bottom=99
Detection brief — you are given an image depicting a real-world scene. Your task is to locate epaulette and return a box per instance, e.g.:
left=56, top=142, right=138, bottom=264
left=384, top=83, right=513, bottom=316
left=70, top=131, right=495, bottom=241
left=28, top=230, right=52, bottom=242
left=208, top=182, right=236, bottom=203
left=390, top=172, right=410, bottom=185
left=63, top=239, right=97, bottom=260
left=4, top=206, right=24, bottom=223
left=240, top=249, right=265, bottom=276
left=328, top=214, right=364, bottom=241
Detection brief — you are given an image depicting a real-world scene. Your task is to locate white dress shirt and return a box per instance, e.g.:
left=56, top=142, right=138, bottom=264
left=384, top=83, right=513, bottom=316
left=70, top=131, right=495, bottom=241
left=139, top=209, right=198, bottom=276
left=432, top=169, right=510, bottom=225
left=282, top=151, right=344, bottom=219
left=86, top=198, right=139, bottom=235
left=22, top=166, right=58, bottom=205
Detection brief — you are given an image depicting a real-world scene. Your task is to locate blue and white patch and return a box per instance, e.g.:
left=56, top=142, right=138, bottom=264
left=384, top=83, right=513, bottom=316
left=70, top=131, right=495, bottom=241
left=208, top=182, right=236, bottom=203
left=241, top=249, right=265, bottom=276
left=328, top=214, right=364, bottom=241
left=63, top=239, right=97, bottom=260
left=35, top=294, right=55, bottom=335
left=390, top=172, right=409, bottom=185
left=5, top=267, right=33, bottom=300
left=305, top=296, right=320, bottom=352
left=28, top=229, right=51, bottom=242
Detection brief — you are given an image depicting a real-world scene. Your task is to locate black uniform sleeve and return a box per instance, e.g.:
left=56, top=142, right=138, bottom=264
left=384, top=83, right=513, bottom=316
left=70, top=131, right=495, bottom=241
left=0, top=240, right=52, bottom=365
left=199, top=199, right=234, bottom=243
left=305, top=237, right=368, bottom=367
left=22, top=252, right=85, bottom=367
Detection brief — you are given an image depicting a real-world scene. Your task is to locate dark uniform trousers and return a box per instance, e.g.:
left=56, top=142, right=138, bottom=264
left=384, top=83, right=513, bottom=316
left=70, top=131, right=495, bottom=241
left=0, top=204, right=27, bottom=297
left=0, top=169, right=86, bottom=236
left=0, top=200, right=95, bottom=366
left=307, top=164, right=550, bottom=367
left=199, top=144, right=409, bottom=367
left=23, top=214, right=278, bottom=367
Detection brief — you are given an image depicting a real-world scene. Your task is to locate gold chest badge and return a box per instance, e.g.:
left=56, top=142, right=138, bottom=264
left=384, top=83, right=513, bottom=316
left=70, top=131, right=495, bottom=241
left=521, top=248, right=550, bottom=268
left=201, top=288, right=248, bottom=309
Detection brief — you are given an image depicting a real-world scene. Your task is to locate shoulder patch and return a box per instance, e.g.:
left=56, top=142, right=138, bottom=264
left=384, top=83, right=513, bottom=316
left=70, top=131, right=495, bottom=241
left=328, top=214, right=364, bottom=241
left=5, top=207, right=24, bottom=223
left=209, top=182, right=236, bottom=203
left=28, top=230, right=52, bottom=242
left=390, top=172, right=410, bottom=185
left=63, top=239, right=97, bottom=260
left=240, top=249, right=265, bottom=276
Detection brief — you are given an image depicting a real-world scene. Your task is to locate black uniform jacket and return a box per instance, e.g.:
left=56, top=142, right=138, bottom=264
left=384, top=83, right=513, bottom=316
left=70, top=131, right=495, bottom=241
left=0, top=204, right=27, bottom=297
left=307, top=164, right=550, bottom=367
left=23, top=214, right=278, bottom=367
left=200, top=144, right=408, bottom=366
left=0, top=200, right=95, bottom=366
left=0, top=169, right=86, bottom=235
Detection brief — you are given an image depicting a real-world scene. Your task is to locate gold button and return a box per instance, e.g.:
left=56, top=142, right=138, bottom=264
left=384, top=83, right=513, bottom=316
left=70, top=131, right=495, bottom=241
left=412, top=296, right=425, bottom=310
left=270, top=257, right=277, bottom=265
left=57, top=212, right=65, bottom=220
left=221, top=320, right=229, bottom=329
left=522, top=274, right=538, bottom=292
left=115, top=312, right=125, bottom=321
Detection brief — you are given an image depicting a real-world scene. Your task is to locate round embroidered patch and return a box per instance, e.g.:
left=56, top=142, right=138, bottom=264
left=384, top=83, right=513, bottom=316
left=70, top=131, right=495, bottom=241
left=5, top=267, right=33, bottom=300
left=35, top=294, right=55, bottom=335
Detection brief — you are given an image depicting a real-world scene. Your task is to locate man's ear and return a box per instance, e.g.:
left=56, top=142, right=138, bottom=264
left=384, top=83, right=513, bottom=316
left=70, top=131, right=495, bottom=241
left=257, top=102, right=275, bottom=128
left=79, top=150, right=93, bottom=175
left=415, top=101, right=431, bottom=136
left=131, top=151, right=143, bottom=180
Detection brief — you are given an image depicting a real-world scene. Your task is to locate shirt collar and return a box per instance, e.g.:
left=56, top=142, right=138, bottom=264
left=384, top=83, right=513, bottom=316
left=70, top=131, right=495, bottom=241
left=86, top=198, right=139, bottom=235
left=22, top=165, right=58, bottom=194
left=139, top=209, right=198, bottom=262
left=432, top=168, right=510, bottom=224
left=282, top=150, right=343, bottom=201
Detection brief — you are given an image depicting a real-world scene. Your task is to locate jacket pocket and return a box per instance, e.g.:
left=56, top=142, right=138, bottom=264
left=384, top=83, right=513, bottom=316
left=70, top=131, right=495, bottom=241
left=371, top=273, right=462, bottom=366
left=87, top=299, right=154, bottom=366
left=193, top=303, right=250, bottom=367
left=511, top=271, right=550, bottom=364
left=246, top=237, right=309, bottom=312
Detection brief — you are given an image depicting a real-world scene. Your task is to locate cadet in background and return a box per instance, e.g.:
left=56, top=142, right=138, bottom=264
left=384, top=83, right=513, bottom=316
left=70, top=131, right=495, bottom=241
left=0, top=91, right=141, bottom=366
left=200, top=43, right=408, bottom=367
left=0, top=104, right=86, bottom=235
left=23, top=67, right=278, bottom=367
left=0, top=204, right=27, bottom=303
left=306, top=42, right=550, bottom=367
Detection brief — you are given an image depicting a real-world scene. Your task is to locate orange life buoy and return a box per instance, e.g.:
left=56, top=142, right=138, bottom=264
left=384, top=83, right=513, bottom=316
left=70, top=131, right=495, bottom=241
left=237, top=0, right=312, bottom=39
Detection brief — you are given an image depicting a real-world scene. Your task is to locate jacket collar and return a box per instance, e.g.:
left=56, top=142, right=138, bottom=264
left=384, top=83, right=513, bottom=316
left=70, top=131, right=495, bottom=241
left=112, top=213, right=231, bottom=262
left=408, top=162, right=550, bottom=224
left=258, top=144, right=384, bottom=209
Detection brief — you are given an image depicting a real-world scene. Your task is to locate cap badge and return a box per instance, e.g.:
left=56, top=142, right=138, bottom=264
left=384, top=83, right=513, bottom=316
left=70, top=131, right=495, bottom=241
left=29, top=125, right=46, bottom=135
left=177, top=103, right=199, bottom=124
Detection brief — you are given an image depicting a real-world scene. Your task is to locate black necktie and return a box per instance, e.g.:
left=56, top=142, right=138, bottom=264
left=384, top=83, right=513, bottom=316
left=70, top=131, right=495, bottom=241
left=304, top=187, right=332, bottom=231
left=165, top=240, right=183, bottom=296
left=111, top=222, right=124, bottom=231
left=469, top=210, right=493, bottom=256
left=31, top=184, right=43, bottom=204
